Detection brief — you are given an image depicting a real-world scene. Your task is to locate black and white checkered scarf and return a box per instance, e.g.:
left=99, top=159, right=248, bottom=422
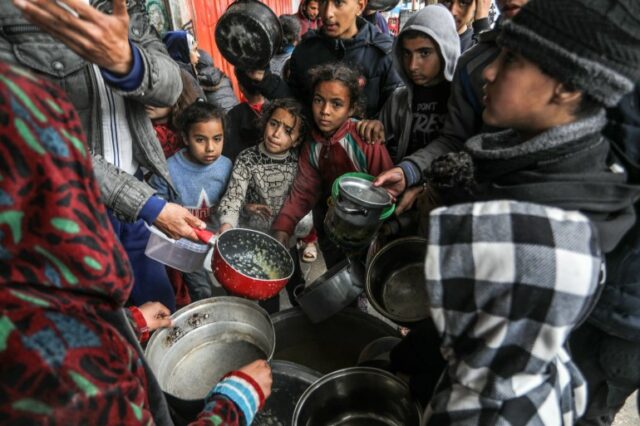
left=423, top=200, right=602, bottom=425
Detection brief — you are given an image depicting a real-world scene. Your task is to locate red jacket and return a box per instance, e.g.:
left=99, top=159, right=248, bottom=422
left=272, top=119, right=393, bottom=235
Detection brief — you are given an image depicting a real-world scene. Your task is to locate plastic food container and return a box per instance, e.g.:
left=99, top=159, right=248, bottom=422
left=145, top=225, right=210, bottom=272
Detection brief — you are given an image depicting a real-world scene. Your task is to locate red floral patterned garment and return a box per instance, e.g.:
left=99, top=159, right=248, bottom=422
left=0, top=63, right=241, bottom=425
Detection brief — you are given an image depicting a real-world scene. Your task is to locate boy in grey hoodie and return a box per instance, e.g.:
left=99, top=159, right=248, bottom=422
left=358, top=5, right=460, bottom=164
left=357, top=4, right=460, bottom=211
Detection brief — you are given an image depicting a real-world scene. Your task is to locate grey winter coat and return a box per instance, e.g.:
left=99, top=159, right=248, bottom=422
left=0, top=0, right=181, bottom=222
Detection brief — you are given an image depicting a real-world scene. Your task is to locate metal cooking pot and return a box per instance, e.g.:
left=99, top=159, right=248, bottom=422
left=146, top=227, right=294, bottom=300
left=215, top=0, right=283, bottom=70
left=212, top=228, right=294, bottom=300
left=292, top=367, right=422, bottom=425
left=145, top=297, right=275, bottom=421
left=367, top=0, right=401, bottom=12
left=254, top=361, right=322, bottom=426
left=325, top=175, right=393, bottom=250
left=294, top=258, right=364, bottom=323
left=366, top=237, right=430, bottom=326
left=270, top=308, right=400, bottom=374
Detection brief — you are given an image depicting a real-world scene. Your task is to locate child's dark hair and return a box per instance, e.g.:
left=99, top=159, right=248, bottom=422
left=260, top=98, right=308, bottom=143
left=177, top=101, right=225, bottom=135
left=309, top=62, right=365, bottom=118
left=279, top=14, right=301, bottom=47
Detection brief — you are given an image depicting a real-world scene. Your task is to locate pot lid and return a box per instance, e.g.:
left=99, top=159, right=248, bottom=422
left=338, top=177, right=392, bottom=208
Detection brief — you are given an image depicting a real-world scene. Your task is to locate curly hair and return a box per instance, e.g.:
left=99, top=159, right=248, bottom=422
left=176, top=101, right=225, bottom=135
left=259, top=98, right=308, bottom=144
left=309, top=62, right=366, bottom=118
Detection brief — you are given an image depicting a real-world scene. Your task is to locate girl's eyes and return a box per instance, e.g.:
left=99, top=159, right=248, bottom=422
left=214, top=136, right=223, bottom=142
left=313, top=97, right=323, bottom=104
left=332, top=101, right=343, bottom=108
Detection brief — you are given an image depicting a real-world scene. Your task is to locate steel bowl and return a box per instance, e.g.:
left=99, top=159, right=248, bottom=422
left=366, top=237, right=430, bottom=325
left=254, top=361, right=322, bottom=426
left=145, top=297, right=275, bottom=420
left=270, top=308, right=399, bottom=374
left=292, top=367, right=422, bottom=425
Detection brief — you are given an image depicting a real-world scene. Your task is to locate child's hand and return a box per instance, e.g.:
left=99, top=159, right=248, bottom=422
left=356, top=120, right=385, bottom=144
left=475, top=0, right=492, bottom=19
left=244, top=204, right=272, bottom=221
left=395, top=185, right=424, bottom=215
left=219, top=223, right=233, bottom=233
left=273, top=231, right=290, bottom=247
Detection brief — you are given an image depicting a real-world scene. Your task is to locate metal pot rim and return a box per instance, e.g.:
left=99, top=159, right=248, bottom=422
left=292, top=366, right=421, bottom=424
left=365, top=236, right=430, bottom=324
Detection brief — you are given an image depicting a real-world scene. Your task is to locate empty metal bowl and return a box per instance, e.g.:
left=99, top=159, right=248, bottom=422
left=366, top=237, right=430, bottom=325
left=145, top=297, right=275, bottom=419
left=292, top=367, right=421, bottom=425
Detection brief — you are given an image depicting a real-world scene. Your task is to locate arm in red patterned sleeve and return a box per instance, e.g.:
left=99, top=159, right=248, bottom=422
left=271, top=142, right=323, bottom=235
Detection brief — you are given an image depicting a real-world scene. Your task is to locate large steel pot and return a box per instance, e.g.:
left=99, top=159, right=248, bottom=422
left=294, top=258, right=364, bottom=323
left=270, top=308, right=400, bottom=374
left=214, top=0, right=283, bottom=70
left=145, top=297, right=275, bottom=421
left=254, top=361, right=322, bottom=426
left=292, top=367, right=422, bottom=425
left=366, top=237, right=429, bottom=326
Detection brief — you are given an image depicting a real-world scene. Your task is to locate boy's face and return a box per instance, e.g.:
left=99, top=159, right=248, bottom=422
left=496, top=0, right=529, bottom=19
left=312, top=81, right=353, bottom=136
left=401, top=35, right=443, bottom=87
left=482, top=49, right=560, bottom=134
left=184, top=119, right=224, bottom=165
left=305, top=1, right=320, bottom=19
left=263, top=107, right=301, bottom=155
left=320, top=0, right=365, bottom=39
left=189, top=42, right=200, bottom=66
left=439, top=0, right=475, bottom=33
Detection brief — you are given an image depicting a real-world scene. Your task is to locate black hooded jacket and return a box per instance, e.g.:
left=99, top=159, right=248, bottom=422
left=259, top=18, right=402, bottom=118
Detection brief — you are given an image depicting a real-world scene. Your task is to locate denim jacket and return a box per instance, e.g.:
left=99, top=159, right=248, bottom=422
left=0, top=0, right=181, bottom=222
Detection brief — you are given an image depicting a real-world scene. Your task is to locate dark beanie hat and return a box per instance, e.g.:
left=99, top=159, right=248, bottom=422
left=498, top=0, right=640, bottom=107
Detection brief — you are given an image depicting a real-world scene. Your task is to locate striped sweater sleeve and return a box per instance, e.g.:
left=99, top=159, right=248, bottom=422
left=218, top=153, right=252, bottom=228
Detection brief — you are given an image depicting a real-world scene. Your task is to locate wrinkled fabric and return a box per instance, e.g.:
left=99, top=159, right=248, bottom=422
left=424, top=200, right=602, bottom=425
left=0, top=62, right=244, bottom=426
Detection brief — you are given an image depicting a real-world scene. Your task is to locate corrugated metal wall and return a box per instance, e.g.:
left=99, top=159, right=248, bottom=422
left=190, top=0, right=293, bottom=97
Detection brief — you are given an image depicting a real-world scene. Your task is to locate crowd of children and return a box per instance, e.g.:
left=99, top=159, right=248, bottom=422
left=3, top=0, right=640, bottom=424
left=140, top=1, right=640, bottom=423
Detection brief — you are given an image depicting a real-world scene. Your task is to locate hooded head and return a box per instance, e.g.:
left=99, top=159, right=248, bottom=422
left=163, top=30, right=199, bottom=66
left=393, top=5, right=460, bottom=85
left=424, top=200, right=602, bottom=423
left=498, top=0, right=640, bottom=107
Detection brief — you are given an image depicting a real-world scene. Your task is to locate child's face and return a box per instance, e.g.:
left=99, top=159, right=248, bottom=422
left=482, top=49, right=561, bottom=135
left=305, top=0, right=320, bottom=19
left=184, top=119, right=224, bottom=165
left=320, top=0, right=365, bottom=39
left=312, top=81, right=353, bottom=136
left=190, top=42, right=200, bottom=65
left=145, top=105, right=171, bottom=123
left=263, top=108, right=301, bottom=155
left=401, top=35, right=443, bottom=87
left=439, top=0, right=475, bottom=33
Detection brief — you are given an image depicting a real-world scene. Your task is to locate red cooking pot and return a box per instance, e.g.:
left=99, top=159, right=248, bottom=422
left=193, top=227, right=294, bottom=300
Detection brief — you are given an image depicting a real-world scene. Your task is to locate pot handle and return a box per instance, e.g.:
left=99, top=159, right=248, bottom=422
left=192, top=227, right=217, bottom=246
left=340, top=205, right=369, bottom=216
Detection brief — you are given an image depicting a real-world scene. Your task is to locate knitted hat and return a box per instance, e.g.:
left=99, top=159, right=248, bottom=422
left=498, top=0, right=640, bottom=107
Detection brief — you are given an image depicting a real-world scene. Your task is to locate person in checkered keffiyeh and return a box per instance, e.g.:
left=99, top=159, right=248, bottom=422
left=423, top=200, right=602, bottom=425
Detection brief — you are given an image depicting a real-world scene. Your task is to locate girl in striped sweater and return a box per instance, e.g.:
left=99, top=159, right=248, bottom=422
left=272, top=63, right=394, bottom=267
